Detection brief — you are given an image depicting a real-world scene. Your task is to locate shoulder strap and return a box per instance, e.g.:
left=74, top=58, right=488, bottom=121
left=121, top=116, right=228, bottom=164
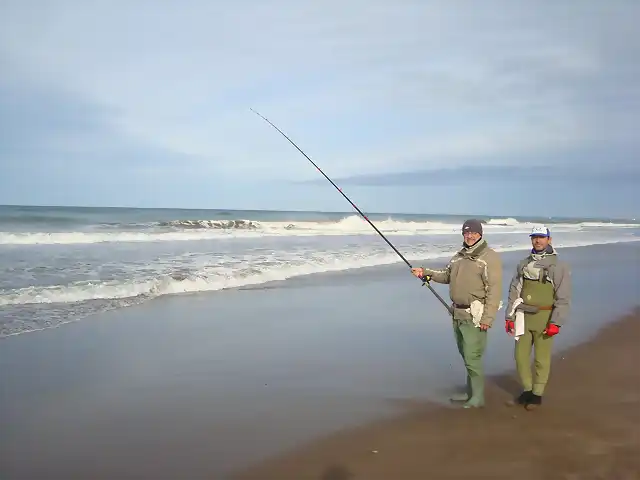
left=541, top=258, right=558, bottom=284
left=517, top=257, right=529, bottom=276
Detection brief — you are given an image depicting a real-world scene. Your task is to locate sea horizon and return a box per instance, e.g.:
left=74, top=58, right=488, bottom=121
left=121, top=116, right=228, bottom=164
left=1, top=202, right=636, bottom=223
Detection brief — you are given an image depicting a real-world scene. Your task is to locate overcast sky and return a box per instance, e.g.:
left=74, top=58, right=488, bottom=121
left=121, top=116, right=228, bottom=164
left=0, top=0, right=638, bottom=218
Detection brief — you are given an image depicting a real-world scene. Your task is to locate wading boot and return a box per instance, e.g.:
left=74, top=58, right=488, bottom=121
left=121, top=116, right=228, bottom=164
left=450, top=392, right=470, bottom=402
left=462, top=375, right=485, bottom=409
left=506, top=390, right=533, bottom=407
left=463, top=397, right=485, bottom=409
left=449, top=376, right=471, bottom=403
left=525, top=394, right=542, bottom=411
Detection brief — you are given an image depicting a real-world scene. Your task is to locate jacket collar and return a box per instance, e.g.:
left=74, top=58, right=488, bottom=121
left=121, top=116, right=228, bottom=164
left=529, top=244, right=557, bottom=263
left=459, top=238, right=487, bottom=258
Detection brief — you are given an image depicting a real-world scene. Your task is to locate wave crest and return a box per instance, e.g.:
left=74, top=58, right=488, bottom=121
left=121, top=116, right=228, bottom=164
left=0, top=214, right=638, bottom=245
left=160, top=219, right=262, bottom=229
left=486, top=217, right=521, bottom=226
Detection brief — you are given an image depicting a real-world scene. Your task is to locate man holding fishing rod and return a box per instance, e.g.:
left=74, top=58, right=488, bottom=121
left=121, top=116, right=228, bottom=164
left=412, top=219, right=503, bottom=409
left=251, top=109, right=501, bottom=409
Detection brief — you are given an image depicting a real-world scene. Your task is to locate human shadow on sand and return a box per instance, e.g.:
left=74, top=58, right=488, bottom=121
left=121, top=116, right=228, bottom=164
left=319, top=464, right=353, bottom=480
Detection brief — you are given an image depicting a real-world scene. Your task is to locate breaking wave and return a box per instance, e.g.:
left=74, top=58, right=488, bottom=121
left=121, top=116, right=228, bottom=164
left=160, top=219, right=262, bottom=229
left=1, top=215, right=638, bottom=245
left=1, top=236, right=638, bottom=308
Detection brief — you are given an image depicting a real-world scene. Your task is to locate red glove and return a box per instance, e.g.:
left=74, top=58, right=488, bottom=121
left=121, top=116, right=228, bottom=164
left=505, top=319, right=514, bottom=334
left=544, top=323, right=560, bottom=336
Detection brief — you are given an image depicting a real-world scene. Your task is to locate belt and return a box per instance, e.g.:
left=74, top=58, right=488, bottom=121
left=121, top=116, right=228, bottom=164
left=455, top=303, right=553, bottom=310
left=517, top=303, right=554, bottom=313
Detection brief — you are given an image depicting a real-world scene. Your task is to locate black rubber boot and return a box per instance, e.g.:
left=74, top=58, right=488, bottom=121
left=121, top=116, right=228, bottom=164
left=525, top=394, right=542, bottom=410
left=506, top=390, right=532, bottom=407
left=518, top=390, right=533, bottom=404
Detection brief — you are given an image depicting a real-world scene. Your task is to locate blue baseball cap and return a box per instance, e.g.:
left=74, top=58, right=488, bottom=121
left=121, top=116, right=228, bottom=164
left=530, top=225, right=551, bottom=237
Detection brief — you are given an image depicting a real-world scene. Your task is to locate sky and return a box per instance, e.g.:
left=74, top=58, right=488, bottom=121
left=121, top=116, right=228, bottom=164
left=0, top=0, right=638, bottom=219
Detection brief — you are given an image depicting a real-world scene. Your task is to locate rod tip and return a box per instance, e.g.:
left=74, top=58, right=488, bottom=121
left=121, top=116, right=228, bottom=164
left=250, top=108, right=266, bottom=120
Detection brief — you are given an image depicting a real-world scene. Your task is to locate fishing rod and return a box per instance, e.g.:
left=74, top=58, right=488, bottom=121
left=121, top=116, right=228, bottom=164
left=250, top=108, right=453, bottom=316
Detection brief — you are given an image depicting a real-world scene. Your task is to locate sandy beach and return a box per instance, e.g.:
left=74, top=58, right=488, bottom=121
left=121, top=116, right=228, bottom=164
left=234, top=306, right=640, bottom=480
left=1, top=242, right=639, bottom=479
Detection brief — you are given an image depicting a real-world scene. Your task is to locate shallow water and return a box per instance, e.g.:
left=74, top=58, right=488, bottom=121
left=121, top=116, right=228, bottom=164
left=1, top=205, right=638, bottom=336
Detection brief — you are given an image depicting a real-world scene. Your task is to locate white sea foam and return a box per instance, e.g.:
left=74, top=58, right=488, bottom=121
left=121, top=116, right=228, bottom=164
left=1, top=215, right=637, bottom=245
left=486, top=217, right=521, bottom=226
left=1, top=236, right=637, bottom=307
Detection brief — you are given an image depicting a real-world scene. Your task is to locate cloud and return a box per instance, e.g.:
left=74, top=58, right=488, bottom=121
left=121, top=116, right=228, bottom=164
left=324, top=164, right=640, bottom=188
left=0, top=0, right=638, bottom=214
left=0, top=68, right=203, bottom=171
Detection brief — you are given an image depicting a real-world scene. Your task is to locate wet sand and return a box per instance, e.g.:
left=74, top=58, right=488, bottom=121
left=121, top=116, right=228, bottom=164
left=234, top=307, right=640, bottom=480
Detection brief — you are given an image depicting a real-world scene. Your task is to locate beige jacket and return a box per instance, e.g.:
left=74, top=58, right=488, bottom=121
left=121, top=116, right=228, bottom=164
left=422, top=239, right=503, bottom=326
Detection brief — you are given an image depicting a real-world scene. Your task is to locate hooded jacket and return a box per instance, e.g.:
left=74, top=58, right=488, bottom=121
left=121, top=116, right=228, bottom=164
left=505, top=245, right=572, bottom=326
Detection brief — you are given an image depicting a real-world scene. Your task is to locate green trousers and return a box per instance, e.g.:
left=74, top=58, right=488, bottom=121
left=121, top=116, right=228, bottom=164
left=453, top=319, right=488, bottom=406
left=514, top=313, right=555, bottom=396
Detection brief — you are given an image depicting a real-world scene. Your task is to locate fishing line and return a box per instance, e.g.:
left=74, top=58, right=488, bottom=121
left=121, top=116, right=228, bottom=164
left=251, top=108, right=452, bottom=315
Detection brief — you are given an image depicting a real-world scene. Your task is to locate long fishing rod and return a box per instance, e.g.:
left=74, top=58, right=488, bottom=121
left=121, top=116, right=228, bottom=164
left=250, top=108, right=453, bottom=316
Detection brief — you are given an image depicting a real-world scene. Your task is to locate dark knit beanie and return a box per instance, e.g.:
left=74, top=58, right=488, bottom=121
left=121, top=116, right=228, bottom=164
left=462, top=219, right=483, bottom=235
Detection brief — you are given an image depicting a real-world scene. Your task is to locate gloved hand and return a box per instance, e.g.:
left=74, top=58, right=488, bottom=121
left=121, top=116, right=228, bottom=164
left=505, top=319, right=515, bottom=334
left=543, top=323, right=560, bottom=336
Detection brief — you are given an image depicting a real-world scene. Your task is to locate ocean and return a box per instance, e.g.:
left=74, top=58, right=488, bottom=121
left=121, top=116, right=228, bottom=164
left=1, top=204, right=638, bottom=338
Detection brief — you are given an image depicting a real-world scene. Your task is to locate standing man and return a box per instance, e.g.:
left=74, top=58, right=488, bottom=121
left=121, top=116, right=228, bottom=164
left=411, top=219, right=502, bottom=408
left=504, top=225, right=571, bottom=410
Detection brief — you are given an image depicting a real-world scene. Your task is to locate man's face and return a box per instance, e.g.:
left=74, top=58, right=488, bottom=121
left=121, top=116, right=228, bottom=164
left=463, top=231, right=481, bottom=245
left=531, top=235, right=551, bottom=251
